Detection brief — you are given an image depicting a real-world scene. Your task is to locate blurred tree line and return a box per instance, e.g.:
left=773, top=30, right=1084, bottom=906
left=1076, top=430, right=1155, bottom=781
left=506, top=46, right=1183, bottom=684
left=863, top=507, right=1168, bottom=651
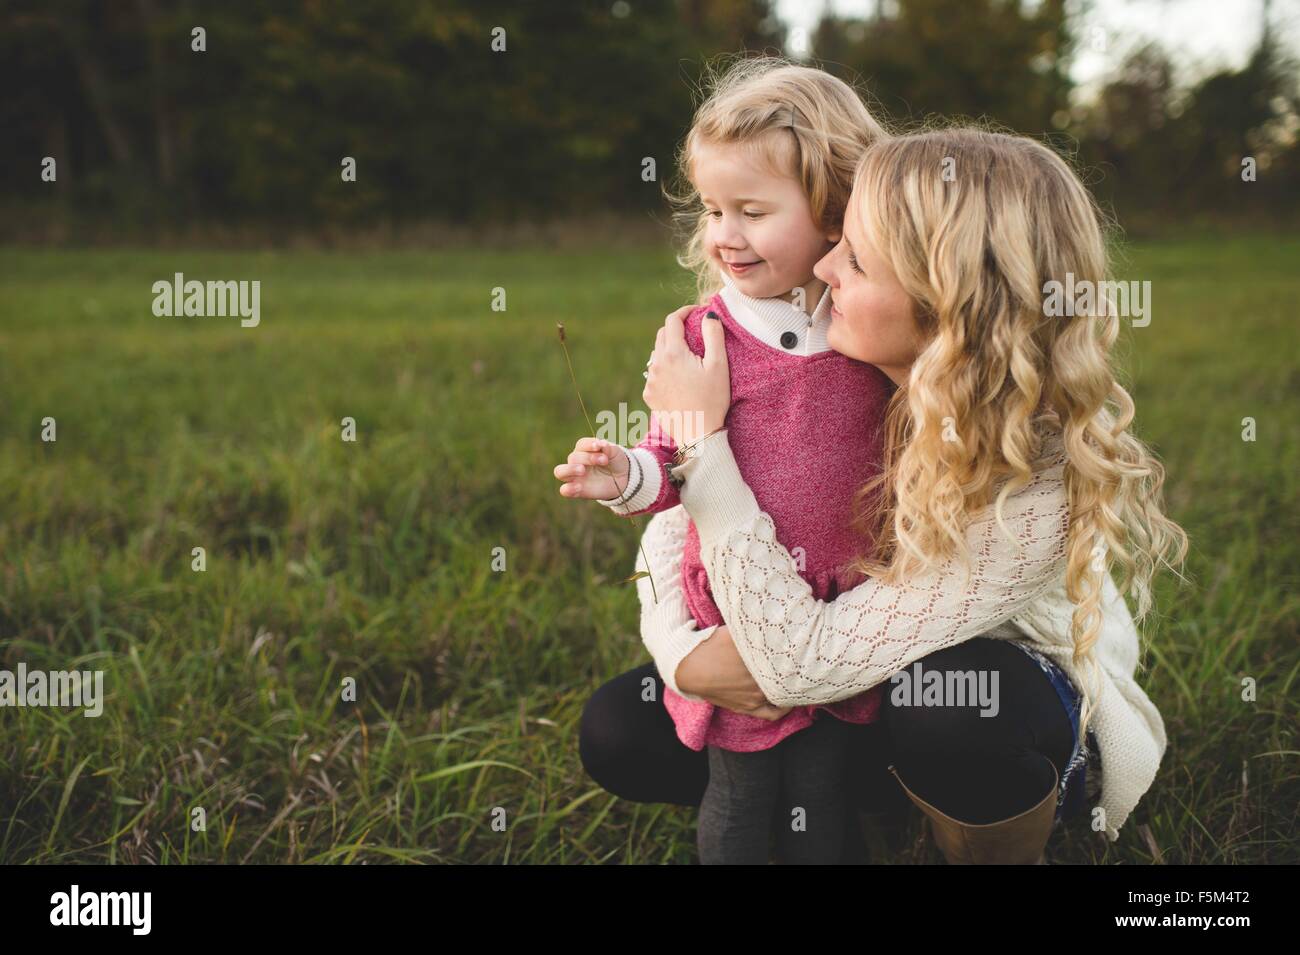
left=813, top=0, right=1299, bottom=230
left=2, top=0, right=1295, bottom=237
left=1, top=0, right=782, bottom=232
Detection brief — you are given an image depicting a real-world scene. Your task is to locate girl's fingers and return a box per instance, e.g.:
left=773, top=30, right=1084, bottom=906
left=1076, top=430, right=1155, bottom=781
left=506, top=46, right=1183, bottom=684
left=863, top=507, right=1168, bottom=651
left=555, top=464, right=593, bottom=480
left=567, top=450, right=607, bottom=468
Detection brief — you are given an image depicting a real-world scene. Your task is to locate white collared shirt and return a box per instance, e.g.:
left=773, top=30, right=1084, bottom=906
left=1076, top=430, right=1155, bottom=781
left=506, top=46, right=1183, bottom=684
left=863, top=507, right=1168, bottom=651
left=716, top=274, right=835, bottom=356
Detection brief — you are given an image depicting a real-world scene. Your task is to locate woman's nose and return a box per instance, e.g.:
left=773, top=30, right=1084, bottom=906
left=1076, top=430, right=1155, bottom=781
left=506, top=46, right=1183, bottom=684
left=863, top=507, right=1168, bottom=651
left=814, top=248, right=836, bottom=287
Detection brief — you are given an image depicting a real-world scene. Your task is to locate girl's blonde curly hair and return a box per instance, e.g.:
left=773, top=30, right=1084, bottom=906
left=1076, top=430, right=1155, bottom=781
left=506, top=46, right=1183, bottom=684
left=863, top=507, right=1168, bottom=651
left=845, top=127, right=1189, bottom=744
left=665, top=55, right=889, bottom=304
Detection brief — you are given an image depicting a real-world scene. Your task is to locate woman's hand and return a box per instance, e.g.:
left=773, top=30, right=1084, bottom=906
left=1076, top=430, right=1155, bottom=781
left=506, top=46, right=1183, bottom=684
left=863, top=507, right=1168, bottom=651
left=642, top=306, right=731, bottom=445
left=674, top=626, right=793, bottom=721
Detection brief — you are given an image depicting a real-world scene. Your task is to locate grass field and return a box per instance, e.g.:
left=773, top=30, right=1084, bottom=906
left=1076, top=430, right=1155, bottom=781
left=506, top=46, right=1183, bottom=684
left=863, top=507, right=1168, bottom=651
left=0, top=236, right=1296, bottom=864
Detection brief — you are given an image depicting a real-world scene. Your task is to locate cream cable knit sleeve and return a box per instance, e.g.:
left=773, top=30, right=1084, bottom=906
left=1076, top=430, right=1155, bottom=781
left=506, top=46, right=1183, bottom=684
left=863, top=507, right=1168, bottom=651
left=674, top=430, right=1073, bottom=708
left=632, top=505, right=717, bottom=702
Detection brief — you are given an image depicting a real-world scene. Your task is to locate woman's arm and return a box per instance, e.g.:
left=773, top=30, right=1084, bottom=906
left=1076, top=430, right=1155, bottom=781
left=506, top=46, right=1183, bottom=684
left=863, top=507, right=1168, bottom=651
left=634, top=508, right=799, bottom=719
left=632, top=505, right=716, bottom=702
left=673, top=430, right=1072, bottom=707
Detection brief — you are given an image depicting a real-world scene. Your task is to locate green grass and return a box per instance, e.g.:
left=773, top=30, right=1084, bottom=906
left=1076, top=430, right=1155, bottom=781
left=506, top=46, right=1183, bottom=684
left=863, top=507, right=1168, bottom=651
left=0, top=237, right=1296, bottom=864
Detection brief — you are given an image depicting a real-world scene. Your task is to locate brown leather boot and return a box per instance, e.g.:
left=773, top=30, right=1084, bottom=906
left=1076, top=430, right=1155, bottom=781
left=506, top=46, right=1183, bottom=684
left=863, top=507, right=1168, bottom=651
left=887, top=762, right=1058, bottom=865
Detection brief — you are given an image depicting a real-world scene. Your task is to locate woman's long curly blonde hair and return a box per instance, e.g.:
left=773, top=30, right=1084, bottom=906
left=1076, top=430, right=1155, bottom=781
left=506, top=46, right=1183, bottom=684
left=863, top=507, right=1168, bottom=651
left=664, top=55, right=889, bottom=304
left=846, top=127, right=1188, bottom=743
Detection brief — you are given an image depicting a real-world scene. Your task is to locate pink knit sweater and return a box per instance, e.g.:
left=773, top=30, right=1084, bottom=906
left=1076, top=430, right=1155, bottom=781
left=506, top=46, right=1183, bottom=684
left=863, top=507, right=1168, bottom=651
left=619, top=292, right=895, bottom=752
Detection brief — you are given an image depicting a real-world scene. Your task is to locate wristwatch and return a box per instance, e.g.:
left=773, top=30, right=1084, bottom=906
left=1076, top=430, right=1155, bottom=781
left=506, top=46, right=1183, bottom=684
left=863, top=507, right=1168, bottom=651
left=668, top=427, right=726, bottom=489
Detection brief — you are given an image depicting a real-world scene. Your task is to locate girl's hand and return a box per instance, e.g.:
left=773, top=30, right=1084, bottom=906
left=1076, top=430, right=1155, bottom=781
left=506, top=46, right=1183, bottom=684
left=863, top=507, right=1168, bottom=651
left=643, top=307, right=730, bottom=445
left=554, top=438, right=631, bottom=500
left=675, top=626, right=794, bottom=721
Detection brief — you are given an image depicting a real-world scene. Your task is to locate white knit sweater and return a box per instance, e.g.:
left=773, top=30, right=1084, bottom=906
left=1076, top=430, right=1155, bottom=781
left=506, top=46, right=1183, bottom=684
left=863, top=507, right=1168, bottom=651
left=632, top=429, right=1168, bottom=843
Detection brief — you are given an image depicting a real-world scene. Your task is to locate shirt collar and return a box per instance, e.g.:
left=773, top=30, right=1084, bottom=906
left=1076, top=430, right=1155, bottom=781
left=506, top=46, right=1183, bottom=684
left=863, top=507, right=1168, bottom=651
left=717, top=274, right=834, bottom=356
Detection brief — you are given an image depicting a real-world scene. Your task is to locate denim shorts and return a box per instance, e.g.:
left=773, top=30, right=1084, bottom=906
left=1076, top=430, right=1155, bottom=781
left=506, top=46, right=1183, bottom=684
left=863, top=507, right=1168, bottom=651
left=1009, top=642, right=1101, bottom=825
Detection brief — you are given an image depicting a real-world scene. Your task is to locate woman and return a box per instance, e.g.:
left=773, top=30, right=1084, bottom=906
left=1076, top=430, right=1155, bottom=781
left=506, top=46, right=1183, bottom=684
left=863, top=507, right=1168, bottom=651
left=576, top=128, right=1187, bottom=864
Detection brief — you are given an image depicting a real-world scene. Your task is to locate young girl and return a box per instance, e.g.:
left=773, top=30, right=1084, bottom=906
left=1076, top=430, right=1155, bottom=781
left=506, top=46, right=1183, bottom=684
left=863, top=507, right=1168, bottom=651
left=553, top=57, right=892, bottom=863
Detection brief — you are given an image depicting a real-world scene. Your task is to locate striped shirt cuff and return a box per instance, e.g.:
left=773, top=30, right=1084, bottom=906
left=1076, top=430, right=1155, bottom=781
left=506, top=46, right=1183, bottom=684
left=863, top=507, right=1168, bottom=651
left=597, top=446, right=663, bottom=514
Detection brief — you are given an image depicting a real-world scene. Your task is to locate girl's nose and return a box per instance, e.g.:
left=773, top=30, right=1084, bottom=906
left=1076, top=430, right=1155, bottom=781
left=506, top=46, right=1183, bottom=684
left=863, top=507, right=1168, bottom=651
left=716, top=229, right=744, bottom=250
left=712, top=215, right=745, bottom=249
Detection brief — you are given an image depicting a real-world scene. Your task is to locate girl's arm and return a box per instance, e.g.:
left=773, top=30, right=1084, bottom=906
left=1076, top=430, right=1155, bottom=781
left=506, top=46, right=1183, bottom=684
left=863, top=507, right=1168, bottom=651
left=632, top=505, right=715, bottom=701
left=594, top=411, right=679, bottom=516
left=672, top=430, right=1072, bottom=707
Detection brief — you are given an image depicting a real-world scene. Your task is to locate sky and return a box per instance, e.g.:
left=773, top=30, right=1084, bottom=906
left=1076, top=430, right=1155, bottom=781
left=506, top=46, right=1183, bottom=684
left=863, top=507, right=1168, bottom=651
left=776, top=0, right=1300, bottom=99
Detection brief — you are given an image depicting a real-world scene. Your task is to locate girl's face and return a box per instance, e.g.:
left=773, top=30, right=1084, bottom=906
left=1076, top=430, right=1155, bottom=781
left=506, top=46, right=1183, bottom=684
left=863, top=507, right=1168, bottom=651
left=693, top=137, right=839, bottom=301
left=815, top=191, right=921, bottom=385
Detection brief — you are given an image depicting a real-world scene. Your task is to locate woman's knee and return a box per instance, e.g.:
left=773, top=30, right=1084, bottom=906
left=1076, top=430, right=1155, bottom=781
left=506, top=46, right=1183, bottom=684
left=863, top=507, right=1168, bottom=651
left=883, top=638, right=1021, bottom=755
left=578, top=669, right=645, bottom=778
left=885, top=637, right=1074, bottom=769
left=578, top=663, right=708, bottom=806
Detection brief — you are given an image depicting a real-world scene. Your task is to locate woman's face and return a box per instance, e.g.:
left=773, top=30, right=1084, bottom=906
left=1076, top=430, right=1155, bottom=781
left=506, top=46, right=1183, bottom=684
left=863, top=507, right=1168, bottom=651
left=815, top=192, right=921, bottom=385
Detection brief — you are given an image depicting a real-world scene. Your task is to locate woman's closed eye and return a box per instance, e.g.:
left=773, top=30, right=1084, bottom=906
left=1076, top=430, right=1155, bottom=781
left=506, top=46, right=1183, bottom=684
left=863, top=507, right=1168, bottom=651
left=848, top=251, right=864, bottom=275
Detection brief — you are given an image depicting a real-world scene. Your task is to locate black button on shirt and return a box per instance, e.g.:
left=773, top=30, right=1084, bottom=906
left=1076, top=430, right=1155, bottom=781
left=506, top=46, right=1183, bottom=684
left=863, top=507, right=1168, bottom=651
left=780, top=330, right=798, bottom=349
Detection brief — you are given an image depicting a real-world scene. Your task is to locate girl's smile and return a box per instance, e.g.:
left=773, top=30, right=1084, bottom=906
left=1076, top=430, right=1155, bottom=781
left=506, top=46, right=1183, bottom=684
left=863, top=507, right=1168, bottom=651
left=692, top=137, right=838, bottom=301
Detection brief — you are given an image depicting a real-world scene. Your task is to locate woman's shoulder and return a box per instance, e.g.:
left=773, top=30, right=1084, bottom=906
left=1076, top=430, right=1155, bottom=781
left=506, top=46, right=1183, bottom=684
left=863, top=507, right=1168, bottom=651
left=970, top=430, right=1072, bottom=563
left=1030, top=433, right=1069, bottom=495
left=992, top=428, right=1070, bottom=508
